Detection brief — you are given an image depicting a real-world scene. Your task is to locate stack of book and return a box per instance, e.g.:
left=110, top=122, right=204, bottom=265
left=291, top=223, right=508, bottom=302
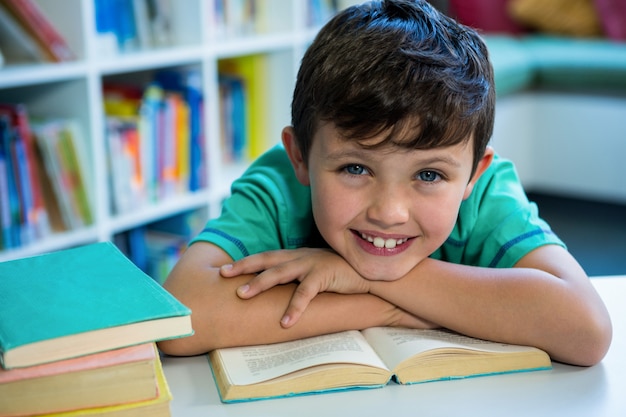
left=0, top=241, right=193, bottom=416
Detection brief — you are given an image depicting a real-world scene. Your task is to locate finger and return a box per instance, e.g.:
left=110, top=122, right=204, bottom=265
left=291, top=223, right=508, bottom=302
left=280, top=278, right=322, bottom=328
left=236, top=260, right=306, bottom=299
left=220, top=250, right=302, bottom=277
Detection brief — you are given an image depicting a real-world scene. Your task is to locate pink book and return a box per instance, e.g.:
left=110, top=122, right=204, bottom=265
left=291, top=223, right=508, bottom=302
left=0, top=342, right=156, bottom=383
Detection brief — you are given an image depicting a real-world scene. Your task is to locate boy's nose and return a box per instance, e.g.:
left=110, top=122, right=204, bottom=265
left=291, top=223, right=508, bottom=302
left=366, top=184, right=411, bottom=227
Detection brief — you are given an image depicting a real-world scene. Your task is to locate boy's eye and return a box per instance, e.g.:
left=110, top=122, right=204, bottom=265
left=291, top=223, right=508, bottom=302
left=418, top=170, right=441, bottom=182
left=344, top=164, right=369, bottom=176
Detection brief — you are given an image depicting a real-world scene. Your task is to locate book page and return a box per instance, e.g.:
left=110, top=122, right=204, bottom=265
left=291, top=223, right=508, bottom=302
left=216, top=330, right=389, bottom=385
left=362, top=327, right=541, bottom=371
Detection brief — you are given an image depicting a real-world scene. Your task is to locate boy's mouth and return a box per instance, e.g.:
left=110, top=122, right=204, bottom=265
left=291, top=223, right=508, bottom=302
left=358, top=232, right=409, bottom=249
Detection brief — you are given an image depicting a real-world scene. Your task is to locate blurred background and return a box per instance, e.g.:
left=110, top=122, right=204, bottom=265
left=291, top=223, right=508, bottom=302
left=0, top=0, right=624, bottom=277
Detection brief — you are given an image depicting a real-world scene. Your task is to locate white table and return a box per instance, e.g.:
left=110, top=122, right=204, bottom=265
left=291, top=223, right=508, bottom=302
left=162, top=276, right=626, bottom=416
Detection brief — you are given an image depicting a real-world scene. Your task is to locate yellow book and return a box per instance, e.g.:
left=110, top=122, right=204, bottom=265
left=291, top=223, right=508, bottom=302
left=219, top=54, right=269, bottom=160
left=209, top=327, right=552, bottom=403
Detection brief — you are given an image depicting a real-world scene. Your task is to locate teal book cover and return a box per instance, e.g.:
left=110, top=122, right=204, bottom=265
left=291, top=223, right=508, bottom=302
left=0, top=241, right=192, bottom=369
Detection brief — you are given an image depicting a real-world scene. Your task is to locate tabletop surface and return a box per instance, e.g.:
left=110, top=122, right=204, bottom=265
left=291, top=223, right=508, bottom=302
left=161, top=276, right=626, bottom=417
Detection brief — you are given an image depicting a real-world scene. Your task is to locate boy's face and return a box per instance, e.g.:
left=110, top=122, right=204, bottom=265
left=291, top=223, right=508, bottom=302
left=285, top=123, right=493, bottom=282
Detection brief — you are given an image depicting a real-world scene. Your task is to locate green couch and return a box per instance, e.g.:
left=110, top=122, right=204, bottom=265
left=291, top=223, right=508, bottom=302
left=484, top=34, right=626, bottom=203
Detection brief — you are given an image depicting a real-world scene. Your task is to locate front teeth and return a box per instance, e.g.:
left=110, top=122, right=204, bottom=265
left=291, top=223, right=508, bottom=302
left=362, top=234, right=406, bottom=249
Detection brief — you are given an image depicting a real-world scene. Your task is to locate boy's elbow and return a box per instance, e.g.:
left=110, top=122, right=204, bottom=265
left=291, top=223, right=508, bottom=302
left=580, top=314, right=613, bottom=367
left=564, top=310, right=613, bottom=367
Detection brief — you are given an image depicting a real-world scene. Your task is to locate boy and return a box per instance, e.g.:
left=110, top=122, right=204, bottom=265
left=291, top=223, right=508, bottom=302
left=158, top=0, right=611, bottom=366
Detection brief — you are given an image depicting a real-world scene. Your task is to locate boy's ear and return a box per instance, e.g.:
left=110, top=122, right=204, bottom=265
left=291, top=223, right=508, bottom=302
left=463, top=146, right=495, bottom=200
left=282, top=126, right=310, bottom=186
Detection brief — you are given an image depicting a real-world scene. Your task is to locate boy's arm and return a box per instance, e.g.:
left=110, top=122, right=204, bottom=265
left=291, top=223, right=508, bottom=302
left=157, top=242, right=432, bottom=355
left=368, top=244, right=612, bottom=366
left=226, top=244, right=611, bottom=366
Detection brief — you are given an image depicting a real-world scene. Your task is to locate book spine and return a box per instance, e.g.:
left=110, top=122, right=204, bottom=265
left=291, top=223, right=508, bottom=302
left=7, top=104, right=50, bottom=239
left=0, top=120, right=16, bottom=249
left=33, top=122, right=79, bottom=230
left=58, top=125, right=93, bottom=226
left=2, top=0, right=75, bottom=62
left=10, top=133, right=36, bottom=245
left=0, top=116, right=21, bottom=248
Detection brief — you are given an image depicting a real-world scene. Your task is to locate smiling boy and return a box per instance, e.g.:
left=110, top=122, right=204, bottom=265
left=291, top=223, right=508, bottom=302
left=158, top=0, right=611, bottom=366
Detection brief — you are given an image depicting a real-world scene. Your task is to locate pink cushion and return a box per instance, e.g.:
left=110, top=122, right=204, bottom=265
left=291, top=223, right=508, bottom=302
left=595, top=0, right=626, bottom=41
left=448, top=0, right=527, bottom=34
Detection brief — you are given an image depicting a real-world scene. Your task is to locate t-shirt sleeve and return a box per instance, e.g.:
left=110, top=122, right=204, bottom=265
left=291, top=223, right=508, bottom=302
left=434, top=155, right=565, bottom=268
left=189, top=146, right=314, bottom=261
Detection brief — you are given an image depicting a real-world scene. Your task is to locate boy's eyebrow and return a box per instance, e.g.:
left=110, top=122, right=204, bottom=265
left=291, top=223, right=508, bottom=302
left=417, top=155, right=463, bottom=168
left=324, top=149, right=368, bottom=161
left=325, top=147, right=463, bottom=168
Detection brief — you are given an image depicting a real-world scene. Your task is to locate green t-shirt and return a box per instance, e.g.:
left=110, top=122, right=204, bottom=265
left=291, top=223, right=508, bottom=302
left=192, top=145, right=564, bottom=268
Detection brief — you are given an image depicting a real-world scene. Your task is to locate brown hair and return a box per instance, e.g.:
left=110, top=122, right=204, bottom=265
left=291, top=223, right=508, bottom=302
left=291, top=0, right=495, bottom=174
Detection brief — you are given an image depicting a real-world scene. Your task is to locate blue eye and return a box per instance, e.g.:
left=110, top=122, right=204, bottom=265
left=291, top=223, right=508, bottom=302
left=344, top=164, right=369, bottom=175
left=418, top=170, right=440, bottom=182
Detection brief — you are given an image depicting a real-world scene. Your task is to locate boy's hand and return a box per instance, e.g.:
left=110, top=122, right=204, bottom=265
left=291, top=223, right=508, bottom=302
left=220, top=248, right=371, bottom=328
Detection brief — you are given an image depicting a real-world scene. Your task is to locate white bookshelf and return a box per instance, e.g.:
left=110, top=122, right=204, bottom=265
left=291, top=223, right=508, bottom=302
left=0, top=0, right=360, bottom=262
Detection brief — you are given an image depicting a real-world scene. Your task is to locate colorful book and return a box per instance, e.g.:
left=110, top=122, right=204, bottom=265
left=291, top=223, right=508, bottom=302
left=37, top=351, right=172, bottom=417
left=0, top=241, right=192, bottom=369
left=0, top=104, right=50, bottom=242
left=209, top=327, right=552, bottom=403
left=0, top=343, right=159, bottom=417
left=0, top=2, right=48, bottom=64
left=154, top=68, right=205, bottom=192
left=32, top=119, right=93, bottom=230
left=1, top=0, right=75, bottom=62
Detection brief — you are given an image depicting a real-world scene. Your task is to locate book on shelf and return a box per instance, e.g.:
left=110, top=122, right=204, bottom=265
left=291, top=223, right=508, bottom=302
left=0, top=343, right=160, bottom=417
left=94, top=0, right=174, bottom=56
left=0, top=114, right=21, bottom=250
left=219, top=55, right=269, bottom=161
left=0, top=2, right=48, bottom=64
left=114, top=209, right=204, bottom=282
left=32, top=350, right=172, bottom=417
left=214, top=0, right=290, bottom=37
left=0, top=104, right=50, bottom=245
left=218, top=73, right=246, bottom=163
left=31, top=119, right=94, bottom=231
left=1, top=0, right=75, bottom=62
left=0, top=241, right=193, bottom=369
left=154, top=68, right=206, bottom=192
left=214, top=0, right=256, bottom=38
left=103, top=71, right=205, bottom=214
left=209, top=327, right=552, bottom=403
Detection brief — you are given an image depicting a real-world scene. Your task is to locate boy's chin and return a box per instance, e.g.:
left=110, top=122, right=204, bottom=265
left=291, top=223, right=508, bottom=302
left=357, top=266, right=409, bottom=282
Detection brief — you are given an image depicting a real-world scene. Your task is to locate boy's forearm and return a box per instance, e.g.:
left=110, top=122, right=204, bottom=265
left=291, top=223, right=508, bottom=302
left=158, top=243, right=409, bottom=355
left=368, top=247, right=612, bottom=366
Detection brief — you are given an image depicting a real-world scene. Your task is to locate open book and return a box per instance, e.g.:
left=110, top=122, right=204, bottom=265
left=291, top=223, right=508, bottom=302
left=209, top=327, right=552, bottom=402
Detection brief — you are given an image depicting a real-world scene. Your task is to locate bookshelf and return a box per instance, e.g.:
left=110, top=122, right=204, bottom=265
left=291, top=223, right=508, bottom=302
left=0, top=0, right=360, bottom=265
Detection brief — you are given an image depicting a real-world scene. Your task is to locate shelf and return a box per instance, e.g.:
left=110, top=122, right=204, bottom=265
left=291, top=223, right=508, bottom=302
left=0, top=62, right=88, bottom=89
left=107, top=190, right=215, bottom=234
left=0, top=227, right=98, bottom=263
left=95, top=46, right=208, bottom=76
left=0, top=0, right=353, bottom=263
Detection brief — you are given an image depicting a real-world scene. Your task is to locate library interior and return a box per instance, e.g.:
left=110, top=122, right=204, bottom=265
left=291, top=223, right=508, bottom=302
left=1, top=1, right=626, bottom=416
